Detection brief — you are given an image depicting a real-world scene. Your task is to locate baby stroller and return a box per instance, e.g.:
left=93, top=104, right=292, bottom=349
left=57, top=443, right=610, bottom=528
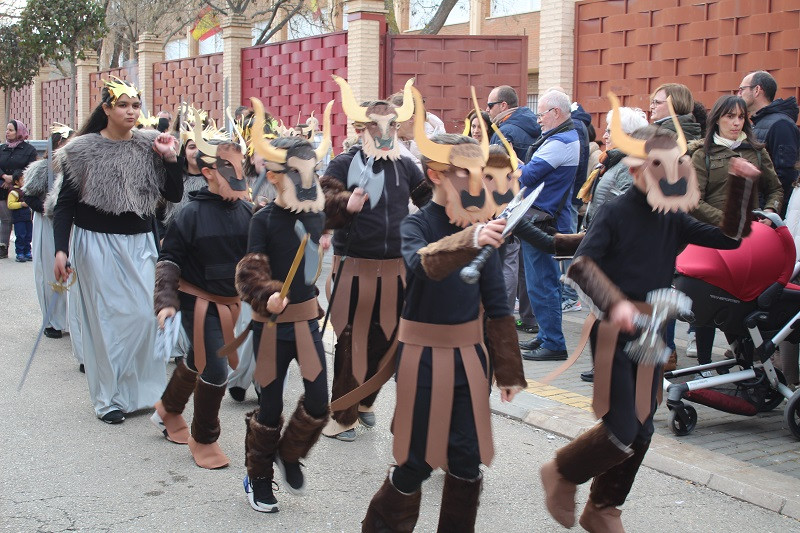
left=665, top=212, right=800, bottom=439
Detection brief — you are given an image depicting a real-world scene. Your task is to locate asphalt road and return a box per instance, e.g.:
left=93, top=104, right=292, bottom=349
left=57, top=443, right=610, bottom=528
left=2, top=256, right=799, bottom=532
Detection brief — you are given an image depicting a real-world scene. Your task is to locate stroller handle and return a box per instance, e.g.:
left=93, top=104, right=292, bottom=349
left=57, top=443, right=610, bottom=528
left=753, top=210, right=784, bottom=228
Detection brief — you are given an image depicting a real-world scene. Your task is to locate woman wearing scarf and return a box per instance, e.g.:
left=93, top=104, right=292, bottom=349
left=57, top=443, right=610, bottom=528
left=689, top=95, right=783, bottom=369
left=0, top=120, right=37, bottom=259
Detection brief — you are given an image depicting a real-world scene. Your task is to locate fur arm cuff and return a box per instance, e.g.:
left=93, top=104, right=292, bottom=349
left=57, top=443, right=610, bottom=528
left=154, top=261, right=181, bottom=313
left=235, top=253, right=284, bottom=317
left=566, top=256, right=626, bottom=315
left=486, top=315, right=527, bottom=389
left=320, top=176, right=354, bottom=229
left=554, top=233, right=585, bottom=256
left=418, top=225, right=480, bottom=281
left=720, top=163, right=760, bottom=240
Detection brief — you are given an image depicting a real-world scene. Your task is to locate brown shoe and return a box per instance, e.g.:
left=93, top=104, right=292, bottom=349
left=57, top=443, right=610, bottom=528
left=540, top=459, right=577, bottom=528
left=188, top=378, right=229, bottom=469
left=663, top=350, right=677, bottom=372
left=151, top=360, right=197, bottom=444
left=579, top=501, right=625, bottom=533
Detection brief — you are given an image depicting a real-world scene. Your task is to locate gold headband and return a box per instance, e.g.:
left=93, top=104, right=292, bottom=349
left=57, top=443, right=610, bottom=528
left=51, top=122, right=73, bottom=138
left=103, top=76, right=140, bottom=105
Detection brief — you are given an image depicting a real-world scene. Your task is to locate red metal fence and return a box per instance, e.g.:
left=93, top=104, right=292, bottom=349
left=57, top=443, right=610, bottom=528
left=153, top=53, right=224, bottom=125
left=89, top=67, right=133, bottom=110
left=9, top=85, right=32, bottom=129
left=41, top=77, right=73, bottom=133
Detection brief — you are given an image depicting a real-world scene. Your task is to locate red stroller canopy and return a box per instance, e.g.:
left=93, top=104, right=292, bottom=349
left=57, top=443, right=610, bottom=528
left=676, top=222, right=796, bottom=302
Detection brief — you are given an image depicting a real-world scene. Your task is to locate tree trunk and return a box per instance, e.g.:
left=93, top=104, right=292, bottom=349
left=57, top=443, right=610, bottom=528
left=385, top=0, right=399, bottom=34
left=420, top=0, right=459, bottom=35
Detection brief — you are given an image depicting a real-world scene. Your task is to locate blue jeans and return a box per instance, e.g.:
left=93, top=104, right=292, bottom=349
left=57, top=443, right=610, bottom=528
left=13, top=220, right=31, bottom=256
left=521, top=240, right=566, bottom=351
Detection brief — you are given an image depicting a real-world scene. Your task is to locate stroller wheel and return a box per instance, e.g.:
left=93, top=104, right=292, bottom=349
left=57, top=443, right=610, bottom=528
left=759, top=368, right=787, bottom=412
left=785, top=390, right=800, bottom=440
left=668, top=405, right=697, bottom=436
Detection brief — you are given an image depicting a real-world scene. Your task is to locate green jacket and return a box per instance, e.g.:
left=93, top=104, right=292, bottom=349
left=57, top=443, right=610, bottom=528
left=690, top=141, right=783, bottom=225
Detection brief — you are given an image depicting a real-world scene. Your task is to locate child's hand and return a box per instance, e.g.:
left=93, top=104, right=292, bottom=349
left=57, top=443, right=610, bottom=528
left=266, top=293, right=289, bottom=314
left=157, top=307, right=177, bottom=329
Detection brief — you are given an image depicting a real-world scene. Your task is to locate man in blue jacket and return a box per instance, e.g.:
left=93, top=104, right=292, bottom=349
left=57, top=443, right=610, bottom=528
left=517, top=90, right=580, bottom=361
left=486, top=85, right=541, bottom=161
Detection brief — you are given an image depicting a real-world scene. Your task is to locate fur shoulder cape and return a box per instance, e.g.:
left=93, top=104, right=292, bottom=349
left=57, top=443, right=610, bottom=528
left=52, top=129, right=167, bottom=217
left=21, top=158, right=49, bottom=198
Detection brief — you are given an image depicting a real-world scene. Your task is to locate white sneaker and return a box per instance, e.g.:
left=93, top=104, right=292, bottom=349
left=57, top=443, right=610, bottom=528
left=686, top=334, right=697, bottom=358
left=562, top=299, right=582, bottom=313
left=699, top=370, right=713, bottom=378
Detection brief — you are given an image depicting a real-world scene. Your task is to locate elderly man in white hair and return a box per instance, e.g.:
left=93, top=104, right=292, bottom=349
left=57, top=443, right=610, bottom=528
left=516, top=90, right=580, bottom=362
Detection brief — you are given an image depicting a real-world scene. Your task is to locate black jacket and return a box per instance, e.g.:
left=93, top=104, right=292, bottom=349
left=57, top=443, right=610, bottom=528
left=751, top=97, right=800, bottom=212
left=0, top=142, right=37, bottom=200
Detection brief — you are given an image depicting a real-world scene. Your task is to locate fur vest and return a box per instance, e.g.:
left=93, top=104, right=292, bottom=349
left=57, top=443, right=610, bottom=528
left=51, top=129, right=167, bottom=217
left=21, top=158, right=49, bottom=199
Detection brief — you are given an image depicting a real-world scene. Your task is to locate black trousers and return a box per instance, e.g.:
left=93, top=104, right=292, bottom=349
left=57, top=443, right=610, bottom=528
left=392, top=348, right=482, bottom=493
left=252, top=321, right=329, bottom=427
left=591, top=326, right=660, bottom=446
left=182, top=310, right=229, bottom=386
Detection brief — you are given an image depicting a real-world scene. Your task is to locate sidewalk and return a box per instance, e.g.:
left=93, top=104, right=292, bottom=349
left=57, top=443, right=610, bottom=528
left=505, top=307, right=800, bottom=520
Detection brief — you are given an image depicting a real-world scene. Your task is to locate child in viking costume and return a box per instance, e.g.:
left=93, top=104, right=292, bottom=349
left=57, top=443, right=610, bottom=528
left=52, top=77, right=183, bottom=424
left=361, top=88, right=526, bottom=533
left=539, top=94, right=758, bottom=532
left=23, top=124, right=74, bottom=339
left=320, top=76, right=429, bottom=441
left=234, top=98, right=332, bottom=513
left=151, top=118, right=252, bottom=469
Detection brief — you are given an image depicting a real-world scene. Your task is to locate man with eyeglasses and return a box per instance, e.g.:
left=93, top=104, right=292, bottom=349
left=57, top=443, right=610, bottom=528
left=738, top=70, right=799, bottom=215
left=514, top=89, right=580, bottom=362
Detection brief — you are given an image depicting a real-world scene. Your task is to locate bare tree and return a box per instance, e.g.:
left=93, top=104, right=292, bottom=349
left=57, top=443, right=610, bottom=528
left=418, top=0, right=459, bottom=35
left=201, top=0, right=330, bottom=45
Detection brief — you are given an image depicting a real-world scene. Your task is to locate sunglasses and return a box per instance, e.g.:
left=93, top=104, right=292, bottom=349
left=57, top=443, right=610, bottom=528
left=487, top=101, right=502, bottom=109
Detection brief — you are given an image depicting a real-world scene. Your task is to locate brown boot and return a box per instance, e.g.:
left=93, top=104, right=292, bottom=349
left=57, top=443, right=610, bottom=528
left=362, top=470, right=421, bottom=533
left=245, top=410, right=281, bottom=513
left=187, top=378, right=229, bottom=469
left=579, top=438, right=651, bottom=533
left=436, top=473, right=482, bottom=533
left=540, top=424, right=632, bottom=528
left=276, top=396, right=329, bottom=495
left=152, top=360, right=197, bottom=444
left=663, top=351, right=677, bottom=372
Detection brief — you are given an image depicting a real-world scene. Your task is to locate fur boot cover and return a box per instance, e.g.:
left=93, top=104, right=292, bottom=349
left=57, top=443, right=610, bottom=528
left=485, top=315, right=527, bottom=390
left=541, top=423, right=632, bottom=528
left=245, top=410, right=282, bottom=481
left=188, top=378, right=229, bottom=469
left=417, top=225, right=480, bottom=281
left=330, top=325, right=361, bottom=427
left=566, top=256, right=627, bottom=315
left=436, top=473, right=482, bottom=533
left=362, top=473, right=421, bottom=533
left=235, top=253, right=284, bottom=317
left=154, top=260, right=181, bottom=313
left=320, top=176, right=355, bottom=229
left=278, top=396, right=329, bottom=463
left=721, top=159, right=760, bottom=239
left=153, top=359, right=198, bottom=444
left=52, top=129, right=167, bottom=217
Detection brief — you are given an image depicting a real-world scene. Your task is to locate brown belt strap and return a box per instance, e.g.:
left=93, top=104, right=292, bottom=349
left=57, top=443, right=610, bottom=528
left=540, top=313, right=597, bottom=385
left=178, top=279, right=241, bottom=372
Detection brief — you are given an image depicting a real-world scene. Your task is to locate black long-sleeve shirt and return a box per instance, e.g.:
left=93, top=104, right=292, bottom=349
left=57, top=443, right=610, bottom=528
left=574, top=186, right=739, bottom=302
left=53, top=160, right=183, bottom=255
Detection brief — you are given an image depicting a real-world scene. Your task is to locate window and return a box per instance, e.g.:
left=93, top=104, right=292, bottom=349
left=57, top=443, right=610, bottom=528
left=527, top=93, right=538, bottom=111
left=199, top=33, right=223, bottom=55
left=164, top=39, right=188, bottom=61
left=409, top=0, right=470, bottom=30
left=490, top=0, right=541, bottom=17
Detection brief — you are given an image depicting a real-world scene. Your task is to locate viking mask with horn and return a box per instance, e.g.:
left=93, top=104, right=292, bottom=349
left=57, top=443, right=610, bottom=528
left=332, top=75, right=413, bottom=161
left=250, top=96, right=332, bottom=213
left=193, top=117, right=247, bottom=202
left=608, top=91, right=699, bottom=213
left=414, top=86, right=495, bottom=227
left=481, top=124, right=521, bottom=215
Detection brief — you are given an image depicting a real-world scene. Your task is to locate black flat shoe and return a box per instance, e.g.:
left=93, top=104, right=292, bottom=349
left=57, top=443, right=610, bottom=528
left=228, top=386, right=246, bottom=402
left=101, top=410, right=125, bottom=424
left=580, top=370, right=594, bottom=382
left=79, top=364, right=85, bottom=373
left=522, top=347, right=568, bottom=361
left=519, top=338, right=543, bottom=351
left=44, top=327, right=63, bottom=339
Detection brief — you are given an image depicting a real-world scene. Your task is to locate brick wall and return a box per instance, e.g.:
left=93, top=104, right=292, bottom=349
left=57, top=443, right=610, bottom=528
left=153, top=53, right=224, bottom=124
left=8, top=85, right=32, bottom=128
left=575, top=0, right=800, bottom=130
left=241, top=32, right=348, bottom=151
left=89, top=67, right=132, bottom=110
left=41, top=77, right=74, bottom=134
left=385, top=35, right=528, bottom=133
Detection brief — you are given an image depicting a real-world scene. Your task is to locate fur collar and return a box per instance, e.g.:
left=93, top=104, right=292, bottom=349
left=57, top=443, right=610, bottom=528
left=53, top=129, right=167, bottom=217
left=21, top=158, right=50, bottom=198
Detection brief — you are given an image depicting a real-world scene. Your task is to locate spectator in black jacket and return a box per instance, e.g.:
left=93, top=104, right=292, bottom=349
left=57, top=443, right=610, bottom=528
left=738, top=70, right=800, bottom=216
left=0, top=120, right=37, bottom=259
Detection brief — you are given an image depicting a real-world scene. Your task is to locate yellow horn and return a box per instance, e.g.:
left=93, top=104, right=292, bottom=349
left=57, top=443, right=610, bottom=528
left=471, top=86, right=489, bottom=163
left=249, top=97, right=287, bottom=164
left=463, top=117, right=471, bottom=136
left=314, top=100, right=334, bottom=161
left=411, top=86, right=452, bottom=165
left=491, top=123, right=518, bottom=170
left=193, top=110, right=217, bottom=158
left=226, top=106, right=248, bottom=154
left=332, top=75, right=370, bottom=123
left=394, top=78, right=415, bottom=122
left=666, top=95, right=688, bottom=154
left=607, top=92, right=648, bottom=160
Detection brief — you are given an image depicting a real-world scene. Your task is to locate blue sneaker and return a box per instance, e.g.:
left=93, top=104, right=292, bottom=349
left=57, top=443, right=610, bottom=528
left=15, top=255, right=25, bottom=262
left=244, top=475, right=279, bottom=513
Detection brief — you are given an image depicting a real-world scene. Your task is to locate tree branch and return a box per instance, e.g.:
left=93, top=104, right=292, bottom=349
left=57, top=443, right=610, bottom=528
left=420, top=0, right=458, bottom=35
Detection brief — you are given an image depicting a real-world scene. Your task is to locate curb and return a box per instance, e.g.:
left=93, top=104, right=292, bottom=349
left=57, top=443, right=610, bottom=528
left=490, top=389, right=800, bottom=521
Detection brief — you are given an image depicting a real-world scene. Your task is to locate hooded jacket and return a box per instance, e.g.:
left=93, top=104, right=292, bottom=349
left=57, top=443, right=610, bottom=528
left=490, top=106, right=541, bottom=162
left=751, top=97, right=800, bottom=208
left=654, top=114, right=702, bottom=141
left=570, top=104, right=592, bottom=207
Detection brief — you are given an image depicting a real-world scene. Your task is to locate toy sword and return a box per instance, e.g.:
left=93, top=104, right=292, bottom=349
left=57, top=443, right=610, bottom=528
left=267, top=233, right=309, bottom=326
left=460, top=182, right=545, bottom=284
left=18, top=270, right=76, bottom=391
